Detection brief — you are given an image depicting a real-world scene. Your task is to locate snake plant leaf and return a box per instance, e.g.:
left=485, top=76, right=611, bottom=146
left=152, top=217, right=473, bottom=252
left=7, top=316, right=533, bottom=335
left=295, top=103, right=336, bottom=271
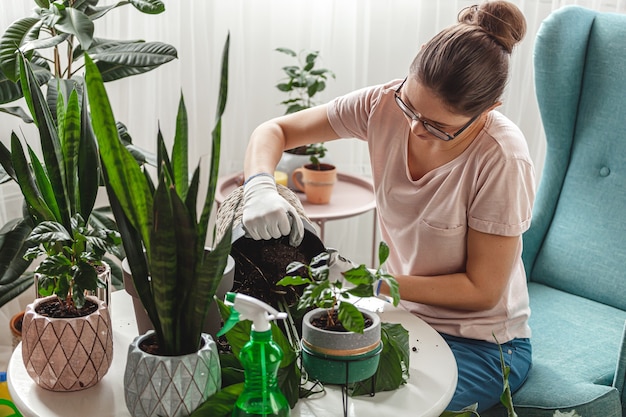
left=128, top=0, right=166, bottom=14
left=19, top=54, right=71, bottom=229
left=27, top=145, right=62, bottom=222
left=172, top=94, right=189, bottom=200
left=150, top=177, right=180, bottom=355
left=85, top=53, right=153, bottom=250
left=198, top=32, right=229, bottom=249
left=185, top=166, right=200, bottom=225
left=61, top=90, right=80, bottom=213
left=0, top=17, right=41, bottom=81
left=10, top=135, right=56, bottom=223
left=78, top=89, right=99, bottom=221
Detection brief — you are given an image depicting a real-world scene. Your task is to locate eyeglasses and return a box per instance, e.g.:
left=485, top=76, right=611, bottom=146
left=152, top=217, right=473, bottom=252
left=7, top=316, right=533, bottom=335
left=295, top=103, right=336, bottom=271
left=394, top=77, right=478, bottom=141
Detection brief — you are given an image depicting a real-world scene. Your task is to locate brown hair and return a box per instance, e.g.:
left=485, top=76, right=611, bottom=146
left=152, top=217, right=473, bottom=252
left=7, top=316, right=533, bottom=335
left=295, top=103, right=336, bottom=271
left=409, top=1, right=526, bottom=116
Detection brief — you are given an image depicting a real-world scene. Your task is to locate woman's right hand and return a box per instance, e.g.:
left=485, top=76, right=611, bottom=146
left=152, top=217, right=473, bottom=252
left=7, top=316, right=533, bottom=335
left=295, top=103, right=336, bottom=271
left=242, top=174, right=304, bottom=247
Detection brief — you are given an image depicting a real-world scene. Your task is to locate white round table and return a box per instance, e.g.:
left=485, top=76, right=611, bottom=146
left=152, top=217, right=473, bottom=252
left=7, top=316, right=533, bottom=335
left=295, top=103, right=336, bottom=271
left=8, top=291, right=457, bottom=417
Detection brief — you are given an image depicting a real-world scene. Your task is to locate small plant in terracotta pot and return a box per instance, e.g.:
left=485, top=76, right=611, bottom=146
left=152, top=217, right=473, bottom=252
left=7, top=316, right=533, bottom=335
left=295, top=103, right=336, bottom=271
left=277, top=242, right=401, bottom=385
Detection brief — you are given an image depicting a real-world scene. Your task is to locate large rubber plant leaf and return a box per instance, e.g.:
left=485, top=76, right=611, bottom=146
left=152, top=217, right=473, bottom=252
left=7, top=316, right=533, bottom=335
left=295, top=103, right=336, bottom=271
left=198, top=33, right=229, bottom=249
left=348, top=322, right=410, bottom=396
left=85, top=53, right=153, bottom=250
left=150, top=176, right=179, bottom=355
left=94, top=62, right=163, bottom=83
left=90, top=42, right=177, bottom=67
left=0, top=106, right=33, bottom=122
left=10, top=134, right=56, bottom=223
left=54, top=7, right=94, bottom=50
left=129, top=0, right=166, bottom=14
left=19, top=55, right=70, bottom=229
left=19, top=33, right=70, bottom=55
left=77, top=88, right=99, bottom=220
left=189, top=383, right=243, bottom=417
left=0, top=17, right=41, bottom=81
left=172, top=94, right=188, bottom=200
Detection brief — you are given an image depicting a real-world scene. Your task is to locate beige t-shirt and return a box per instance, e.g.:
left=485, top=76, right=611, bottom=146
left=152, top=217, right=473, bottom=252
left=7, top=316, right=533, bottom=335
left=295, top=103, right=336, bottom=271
left=327, top=80, right=535, bottom=342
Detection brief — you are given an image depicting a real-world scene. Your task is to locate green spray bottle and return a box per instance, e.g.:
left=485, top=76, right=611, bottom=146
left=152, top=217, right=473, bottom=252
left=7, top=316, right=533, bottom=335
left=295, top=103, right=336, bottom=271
left=218, top=292, right=290, bottom=417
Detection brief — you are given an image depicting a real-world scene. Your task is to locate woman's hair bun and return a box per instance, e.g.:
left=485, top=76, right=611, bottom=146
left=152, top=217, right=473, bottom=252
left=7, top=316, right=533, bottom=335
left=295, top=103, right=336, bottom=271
left=458, top=1, right=526, bottom=53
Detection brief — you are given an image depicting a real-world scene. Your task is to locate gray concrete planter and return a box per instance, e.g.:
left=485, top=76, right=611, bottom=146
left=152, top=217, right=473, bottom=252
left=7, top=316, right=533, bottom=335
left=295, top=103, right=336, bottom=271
left=301, top=307, right=382, bottom=384
left=124, top=331, right=221, bottom=417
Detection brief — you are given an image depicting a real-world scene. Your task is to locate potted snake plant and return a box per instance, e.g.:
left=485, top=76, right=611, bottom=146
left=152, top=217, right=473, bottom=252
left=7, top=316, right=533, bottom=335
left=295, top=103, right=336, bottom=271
left=85, top=33, right=233, bottom=417
left=0, top=54, right=120, bottom=391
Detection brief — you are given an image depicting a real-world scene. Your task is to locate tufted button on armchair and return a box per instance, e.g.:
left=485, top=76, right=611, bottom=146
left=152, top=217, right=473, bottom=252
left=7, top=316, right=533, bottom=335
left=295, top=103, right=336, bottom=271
left=483, top=5, right=626, bottom=417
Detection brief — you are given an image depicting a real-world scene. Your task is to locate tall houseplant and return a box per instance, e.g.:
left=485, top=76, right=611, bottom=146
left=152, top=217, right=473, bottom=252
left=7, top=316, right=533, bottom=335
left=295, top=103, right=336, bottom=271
left=0, top=0, right=177, bottom=309
left=85, top=33, right=233, bottom=416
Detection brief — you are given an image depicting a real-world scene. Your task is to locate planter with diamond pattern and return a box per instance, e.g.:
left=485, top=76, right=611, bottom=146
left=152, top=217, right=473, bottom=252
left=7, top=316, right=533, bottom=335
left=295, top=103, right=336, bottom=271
left=20, top=294, right=113, bottom=391
left=124, top=331, right=221, bottom=417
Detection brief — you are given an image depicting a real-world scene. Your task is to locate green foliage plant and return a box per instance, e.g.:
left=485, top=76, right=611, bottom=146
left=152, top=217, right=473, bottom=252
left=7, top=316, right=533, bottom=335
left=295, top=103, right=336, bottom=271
left=275, top=47, right=334, bottom=168
left=0, top=53, right=123, bottom=310
left=277, top=241, right=400, bottom=334
left=0, top=0, right=177, bottom=120
left=85, top=34, right=233, bottom=356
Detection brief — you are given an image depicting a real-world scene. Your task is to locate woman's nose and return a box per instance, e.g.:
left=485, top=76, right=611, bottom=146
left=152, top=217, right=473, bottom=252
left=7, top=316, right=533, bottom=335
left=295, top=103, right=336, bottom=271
left=409, top=118, right=428, bottom=136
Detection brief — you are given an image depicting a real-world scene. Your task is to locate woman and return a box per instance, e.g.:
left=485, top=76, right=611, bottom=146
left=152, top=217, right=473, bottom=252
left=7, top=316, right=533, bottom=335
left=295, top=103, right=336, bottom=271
left=241, top=1, right=534, bottom=411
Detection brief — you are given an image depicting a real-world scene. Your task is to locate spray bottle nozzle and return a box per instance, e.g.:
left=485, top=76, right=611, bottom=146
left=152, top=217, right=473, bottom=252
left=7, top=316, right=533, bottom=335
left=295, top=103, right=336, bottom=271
left=218, top=292, right=287, bottom=336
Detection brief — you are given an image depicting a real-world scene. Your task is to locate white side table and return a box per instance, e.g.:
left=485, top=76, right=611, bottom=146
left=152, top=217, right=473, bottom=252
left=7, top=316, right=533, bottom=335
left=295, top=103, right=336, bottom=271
left=8, top=291, right=457, bottom=417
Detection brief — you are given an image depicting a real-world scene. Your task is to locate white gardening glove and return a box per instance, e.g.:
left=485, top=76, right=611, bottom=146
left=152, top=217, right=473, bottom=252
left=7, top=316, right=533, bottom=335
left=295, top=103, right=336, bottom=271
left=242, top=174, right=304, bottom=246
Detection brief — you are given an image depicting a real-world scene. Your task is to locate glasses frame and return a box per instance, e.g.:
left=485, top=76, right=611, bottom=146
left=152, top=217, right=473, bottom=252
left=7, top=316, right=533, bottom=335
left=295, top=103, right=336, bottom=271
left=394, top=77, right=478, bottom=141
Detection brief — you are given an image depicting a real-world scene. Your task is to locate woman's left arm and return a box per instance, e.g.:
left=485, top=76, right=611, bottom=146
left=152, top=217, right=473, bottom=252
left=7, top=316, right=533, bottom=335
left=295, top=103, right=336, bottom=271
left=382, top=228, right=521, bottom=311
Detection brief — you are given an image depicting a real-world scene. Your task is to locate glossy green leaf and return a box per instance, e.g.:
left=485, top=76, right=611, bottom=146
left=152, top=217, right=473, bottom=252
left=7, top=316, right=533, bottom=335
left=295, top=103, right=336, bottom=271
left=62, top=90, right=81, bottom=213
left=90, top=42, right=177, bottom=66
left=337, top=302, right=365, bottom=333
left=172, top=94, right=188, bottom=200
left=78, top=88, right=99, bottom=220
left=55, top=7, right=94, bottom=50
left=128, top=0, right=166, bottom=14
left=85, top=53, right=153, bottom=250
left=0, top=17, right=41, bottom=81
left=189, top=383, right=243, bottom=417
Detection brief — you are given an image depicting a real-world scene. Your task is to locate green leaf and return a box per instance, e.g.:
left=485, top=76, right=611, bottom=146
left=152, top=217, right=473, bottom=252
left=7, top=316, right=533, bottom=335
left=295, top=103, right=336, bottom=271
left=85, top=53, right=153, bottom=251
left=172, top=94, right=188, bottom=200
left=0, top=106, right=33, bottom=122
left=0, top=218, right=35, bottom=308
left=77, top=87, right=99, bottom=221
left=90, top=42, right=177, bottom=67
left=0, top=17, right=41, bottom=81
left=337, top=302, right=364, bottom=333
left=189, top=383, right=243, bottom=417
left=276, top=275, right=311, bottom=286
left=378, top=241, right=390, bottom=265
left=128, top=0, right=166, bottom=14
left=55, top=7, right=94, bottom=50
left=28, top=221, right=72, bottom=244
left=62, top=89, right=81, bottom=214
left=349, top=322, right=410, bottom=396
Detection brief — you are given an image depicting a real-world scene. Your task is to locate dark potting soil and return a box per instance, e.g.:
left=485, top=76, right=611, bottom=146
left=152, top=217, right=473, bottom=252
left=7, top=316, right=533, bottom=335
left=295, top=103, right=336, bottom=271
left=35, top=297, right=98, bottom=318
left=311, top=309, right=374, bottom=332
left=230, top=234, right=323, bottom=309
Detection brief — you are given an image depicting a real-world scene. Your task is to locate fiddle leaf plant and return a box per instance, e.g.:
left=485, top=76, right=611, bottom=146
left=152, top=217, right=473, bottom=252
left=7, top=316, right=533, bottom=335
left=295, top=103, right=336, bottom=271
left=277, top=241, right=400, bottom=334
left=85, top=33, right=233, bottom=356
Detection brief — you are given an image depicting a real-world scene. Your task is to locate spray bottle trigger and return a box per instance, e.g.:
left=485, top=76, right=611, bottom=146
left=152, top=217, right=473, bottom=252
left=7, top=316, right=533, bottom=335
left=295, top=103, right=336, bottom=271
left=217, top=308, right=240, bottom=337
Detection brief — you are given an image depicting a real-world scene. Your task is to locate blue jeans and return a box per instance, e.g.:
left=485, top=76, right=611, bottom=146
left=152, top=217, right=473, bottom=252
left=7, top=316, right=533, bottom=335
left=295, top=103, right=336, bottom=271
left=441, top=333, right=532, bottom=413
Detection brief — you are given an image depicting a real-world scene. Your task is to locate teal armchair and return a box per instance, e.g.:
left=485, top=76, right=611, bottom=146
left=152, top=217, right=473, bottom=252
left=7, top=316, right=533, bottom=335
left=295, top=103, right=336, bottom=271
left=484, top=6, right=626, bottom=417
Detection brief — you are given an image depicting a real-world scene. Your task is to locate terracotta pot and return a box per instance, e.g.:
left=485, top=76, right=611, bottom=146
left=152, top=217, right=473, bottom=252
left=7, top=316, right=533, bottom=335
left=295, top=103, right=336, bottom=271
left=292, top=163, right=337, bottom=204
left=277, top=150, right=332, bottom=191
left=21, top=295, right=113, bottom=391
left=9, top=311, right=24, bottom=351
left=301, top=307, right=382, bottom=384
left=122, top=252, right=235, bottom=341
left=124, top=331, right=221, bottom=417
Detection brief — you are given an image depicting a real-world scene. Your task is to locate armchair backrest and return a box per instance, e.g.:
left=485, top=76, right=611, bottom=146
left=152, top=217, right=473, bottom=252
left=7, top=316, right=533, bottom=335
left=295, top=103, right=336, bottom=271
left=523, top=6, right=626, bottom=311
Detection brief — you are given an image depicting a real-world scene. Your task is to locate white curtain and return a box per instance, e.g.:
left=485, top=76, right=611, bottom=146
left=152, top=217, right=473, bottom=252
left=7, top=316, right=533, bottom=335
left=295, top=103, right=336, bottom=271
left=1, top=0, right=624, bottom=265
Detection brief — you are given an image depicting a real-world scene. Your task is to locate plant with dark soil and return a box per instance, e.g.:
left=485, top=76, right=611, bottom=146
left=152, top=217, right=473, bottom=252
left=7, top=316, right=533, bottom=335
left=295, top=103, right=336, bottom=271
left=277, top=241, right=400, bottom=333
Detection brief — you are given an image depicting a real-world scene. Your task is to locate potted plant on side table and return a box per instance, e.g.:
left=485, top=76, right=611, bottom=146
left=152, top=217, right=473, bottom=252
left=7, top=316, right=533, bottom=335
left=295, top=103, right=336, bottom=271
left=274, top=48, right=335, bottom=191
left=85, top=33, right=233, bottom=417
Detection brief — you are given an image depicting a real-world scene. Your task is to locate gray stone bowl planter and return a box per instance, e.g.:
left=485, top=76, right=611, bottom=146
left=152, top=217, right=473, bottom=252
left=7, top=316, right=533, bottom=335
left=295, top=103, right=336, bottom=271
left=124, top=331, right=221, bottom=417
left=301, top=307, right=382, bottom=384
